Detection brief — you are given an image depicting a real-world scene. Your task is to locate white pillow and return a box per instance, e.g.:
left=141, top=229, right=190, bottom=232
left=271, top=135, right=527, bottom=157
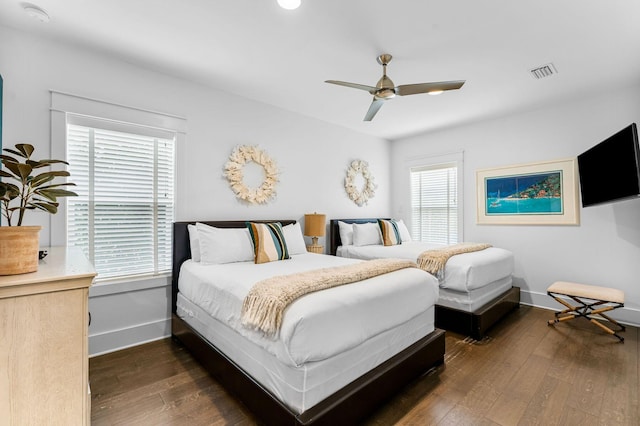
left=187, top=224, right=201, bottom=262
left=396, top=219, right=412, bottom=242
left=352, top=222, right=382, bottom=246
left=196, top=222, right=254, bottom=264
left=338, top=221, right=354, bottom=246
left=282, top=222, right=307, bottom=255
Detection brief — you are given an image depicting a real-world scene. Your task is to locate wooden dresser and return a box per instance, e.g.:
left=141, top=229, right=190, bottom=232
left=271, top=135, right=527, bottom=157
left=0, top=246, right=96, bottom=425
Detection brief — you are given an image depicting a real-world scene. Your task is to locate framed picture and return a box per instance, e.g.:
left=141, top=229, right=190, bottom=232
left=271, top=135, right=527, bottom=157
left=476, top=158, right=580, bottom=225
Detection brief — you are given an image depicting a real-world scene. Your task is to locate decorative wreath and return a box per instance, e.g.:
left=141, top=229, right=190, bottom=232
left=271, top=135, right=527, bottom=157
left=344, top=159, right=377, bottom=206
left=224, top=145, right=279, bottom=204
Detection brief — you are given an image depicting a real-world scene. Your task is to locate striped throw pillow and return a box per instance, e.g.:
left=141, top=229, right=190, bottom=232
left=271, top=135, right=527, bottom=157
left=247, top=222, right=290, bottom=264
left=378, top=219, right=401, bottom=246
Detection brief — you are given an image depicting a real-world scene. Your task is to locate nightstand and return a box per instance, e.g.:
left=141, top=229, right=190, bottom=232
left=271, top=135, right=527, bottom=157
left=306, top=244, right=324, bottom=254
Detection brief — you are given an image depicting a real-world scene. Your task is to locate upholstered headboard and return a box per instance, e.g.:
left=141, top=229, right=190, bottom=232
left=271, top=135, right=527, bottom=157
left=172, top=220, right=296, bottom=313
left=329, top=218, right=390, bottom=256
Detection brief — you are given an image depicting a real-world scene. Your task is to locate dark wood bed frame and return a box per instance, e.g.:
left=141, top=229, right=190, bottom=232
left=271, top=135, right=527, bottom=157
left=329, top=218, right=520, bottom=341
left=172, top=220, right=445, bottom=425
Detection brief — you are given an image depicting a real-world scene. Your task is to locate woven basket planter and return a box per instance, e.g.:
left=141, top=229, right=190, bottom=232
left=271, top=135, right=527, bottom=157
left=0, top=226, right=41, bottom=275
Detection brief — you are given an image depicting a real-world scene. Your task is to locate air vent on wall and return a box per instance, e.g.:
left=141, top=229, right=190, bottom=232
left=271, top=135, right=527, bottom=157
left=530, top=63, right=557, bottom=79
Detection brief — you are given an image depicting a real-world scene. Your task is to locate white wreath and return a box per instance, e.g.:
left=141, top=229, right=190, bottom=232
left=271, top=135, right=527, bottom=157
left=344, top=159, right=376, bottom=206
left=224, top=145, right=279, bottom=204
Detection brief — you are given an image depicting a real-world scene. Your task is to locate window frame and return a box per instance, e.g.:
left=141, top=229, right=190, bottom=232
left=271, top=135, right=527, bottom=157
left=50, top=91, right=185, bottom=283
left=404, top=151, right=464, bottom=244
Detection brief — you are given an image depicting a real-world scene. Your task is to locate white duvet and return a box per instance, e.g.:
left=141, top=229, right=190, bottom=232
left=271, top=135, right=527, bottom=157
left=337, top=242, right=513, bottom=292
left=178, top=253, right=439, bottom=367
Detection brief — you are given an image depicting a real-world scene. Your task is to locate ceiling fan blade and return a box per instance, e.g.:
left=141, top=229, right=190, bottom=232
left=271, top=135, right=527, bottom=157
left=395, top=80, right=465, bottom=96
left=364, top=98, right=384, bottom=121
left=325, top=80, right=377, bottom=95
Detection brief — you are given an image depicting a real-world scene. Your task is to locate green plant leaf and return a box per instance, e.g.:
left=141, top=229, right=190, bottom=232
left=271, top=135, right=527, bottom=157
left=36, top=182, right=76, bottom=190
left=29, top=159, right=70, bottom=168
left=30, top=197, right=50, bottom=206
left=35, top=188, right=78, bottom=201
left=18, top=164, right=33, bottom=181
left=0, top=154, right=19, bottom=164
left=3, top=162, right=20, bottom=178
left=30, top=171, right=70, bottom=187
left=2, top=148, right=26, bottom=159
left=33, top=190, right=56, bottom=202
left=29, top=174, right=54, bottom=187
left=0, top=183, right=20, bottom=200
left=4, top=162, right=33, bottom=181
left=29, top=202, right=59, bottom=214
left=15, top=144, right=35, bottom=158
left=0, top=170, right=13, bottom=178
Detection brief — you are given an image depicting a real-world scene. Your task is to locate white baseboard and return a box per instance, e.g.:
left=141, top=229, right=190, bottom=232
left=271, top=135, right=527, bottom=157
left=89, top=318, right=171, bottom=357
left=89, top=289, right=637, bottom=357
left=520, top=289, right=640, bottom=328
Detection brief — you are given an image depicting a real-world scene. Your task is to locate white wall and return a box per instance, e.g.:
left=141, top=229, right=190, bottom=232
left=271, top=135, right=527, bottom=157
left=0, top=25, right=391, bottom=355
left=391, top=85, right=640, bottom=325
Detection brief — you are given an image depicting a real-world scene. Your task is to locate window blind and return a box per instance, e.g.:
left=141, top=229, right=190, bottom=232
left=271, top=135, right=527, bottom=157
left=410, top=164, right=458, bottom=245
left=67, top=121, right=175, bottom=280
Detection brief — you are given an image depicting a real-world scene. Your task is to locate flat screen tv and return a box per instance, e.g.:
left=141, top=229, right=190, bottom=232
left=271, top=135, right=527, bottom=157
left=577, top=123, right=640, bottom=207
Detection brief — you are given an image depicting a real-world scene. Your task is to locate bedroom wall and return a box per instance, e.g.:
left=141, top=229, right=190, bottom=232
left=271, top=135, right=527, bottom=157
left=0, top=25, right=391, bottom=355
left=391, top=84, right=640, bottom=326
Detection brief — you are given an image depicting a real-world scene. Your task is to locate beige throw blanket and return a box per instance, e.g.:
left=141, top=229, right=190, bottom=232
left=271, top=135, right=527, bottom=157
left=241, top=258, right=417, bottom=337
left=417, top=243, right=492, bottom=279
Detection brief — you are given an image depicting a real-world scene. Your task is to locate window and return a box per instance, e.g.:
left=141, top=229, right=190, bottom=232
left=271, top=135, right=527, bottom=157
left=410, top=160, right=461, bottom=245
left=66, top=116, right=175, bottom=280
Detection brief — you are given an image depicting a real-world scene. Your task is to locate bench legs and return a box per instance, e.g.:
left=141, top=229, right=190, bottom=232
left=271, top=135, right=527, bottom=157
left=547, top=292, right=625, bottom=342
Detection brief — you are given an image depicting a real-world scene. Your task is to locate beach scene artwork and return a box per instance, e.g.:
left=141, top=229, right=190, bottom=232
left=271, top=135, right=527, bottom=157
left=485, top=171, right=563, bottom=215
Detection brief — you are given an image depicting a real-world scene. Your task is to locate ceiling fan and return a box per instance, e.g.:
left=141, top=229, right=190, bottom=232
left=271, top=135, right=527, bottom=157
left=325, top=54, right=465, bottom=121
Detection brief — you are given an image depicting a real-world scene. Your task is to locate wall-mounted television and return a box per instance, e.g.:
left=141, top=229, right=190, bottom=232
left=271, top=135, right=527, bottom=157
left=577, top=123, right=640, bottom=207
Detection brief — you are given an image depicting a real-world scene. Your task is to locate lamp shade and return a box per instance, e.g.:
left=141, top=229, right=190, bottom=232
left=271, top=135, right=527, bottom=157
left=304, top=213, right=326, bottom=237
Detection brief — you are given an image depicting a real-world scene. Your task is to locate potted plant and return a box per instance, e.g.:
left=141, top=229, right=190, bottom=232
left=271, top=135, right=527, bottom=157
left=0, top=143, right=77, bottom=275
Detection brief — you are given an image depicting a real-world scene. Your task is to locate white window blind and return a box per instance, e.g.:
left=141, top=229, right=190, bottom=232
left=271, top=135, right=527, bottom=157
left=66, top=118, right=175, bottom=280
left=410, top=164, right=458, bottom=245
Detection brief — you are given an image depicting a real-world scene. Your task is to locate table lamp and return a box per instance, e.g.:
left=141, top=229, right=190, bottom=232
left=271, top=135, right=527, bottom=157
left=304, top=213, right=326, bottom=254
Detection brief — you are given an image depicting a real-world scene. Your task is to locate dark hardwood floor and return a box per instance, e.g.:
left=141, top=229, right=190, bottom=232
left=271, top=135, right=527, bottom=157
left=89, top=306, right=639, bottom=425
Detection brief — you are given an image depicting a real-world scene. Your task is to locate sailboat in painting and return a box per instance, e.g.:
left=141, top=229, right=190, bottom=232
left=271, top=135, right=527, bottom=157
left=490, top=190, right=501, bottom=208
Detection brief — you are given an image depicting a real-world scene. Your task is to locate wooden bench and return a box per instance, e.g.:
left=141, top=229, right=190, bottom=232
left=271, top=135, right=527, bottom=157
left=547, top=281, right=625, bottom=342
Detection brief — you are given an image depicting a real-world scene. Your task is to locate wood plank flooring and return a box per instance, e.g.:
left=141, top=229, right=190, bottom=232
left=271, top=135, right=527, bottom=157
left=89, top=306, right=639, bottom=425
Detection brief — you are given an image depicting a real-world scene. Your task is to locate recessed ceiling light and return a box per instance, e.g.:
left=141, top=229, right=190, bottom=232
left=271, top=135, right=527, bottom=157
left=277, top=0, right=301, bottom=10
left=23, top=4, right=50, bottom=23
left=428, top=90, right=444, bottom=96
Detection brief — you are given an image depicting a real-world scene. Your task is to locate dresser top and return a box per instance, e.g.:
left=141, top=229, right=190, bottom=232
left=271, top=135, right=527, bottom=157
left=0, top=246, right=96, bottom=294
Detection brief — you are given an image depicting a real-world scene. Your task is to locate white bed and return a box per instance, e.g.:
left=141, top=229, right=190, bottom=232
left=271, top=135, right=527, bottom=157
left=330, top=219, right=520, bottom=338
left=171, top=220, right=445, bottom=424
left=337, top=242, right=514, bottom=294
left=177, top=253, right=439, bottom=413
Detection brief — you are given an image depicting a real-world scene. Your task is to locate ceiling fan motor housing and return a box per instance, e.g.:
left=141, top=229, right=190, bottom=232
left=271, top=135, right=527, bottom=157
left=375, top=87, right=396, bottom=100
left=375, top=75, right=396, bottom=99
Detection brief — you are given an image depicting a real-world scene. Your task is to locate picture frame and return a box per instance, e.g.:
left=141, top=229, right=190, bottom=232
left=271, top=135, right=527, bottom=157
left=476, top=158, right=580, bottom=225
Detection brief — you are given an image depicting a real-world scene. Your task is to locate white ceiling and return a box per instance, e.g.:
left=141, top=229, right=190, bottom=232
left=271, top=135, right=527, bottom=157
left=2, top=0, right=640, bottom=140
